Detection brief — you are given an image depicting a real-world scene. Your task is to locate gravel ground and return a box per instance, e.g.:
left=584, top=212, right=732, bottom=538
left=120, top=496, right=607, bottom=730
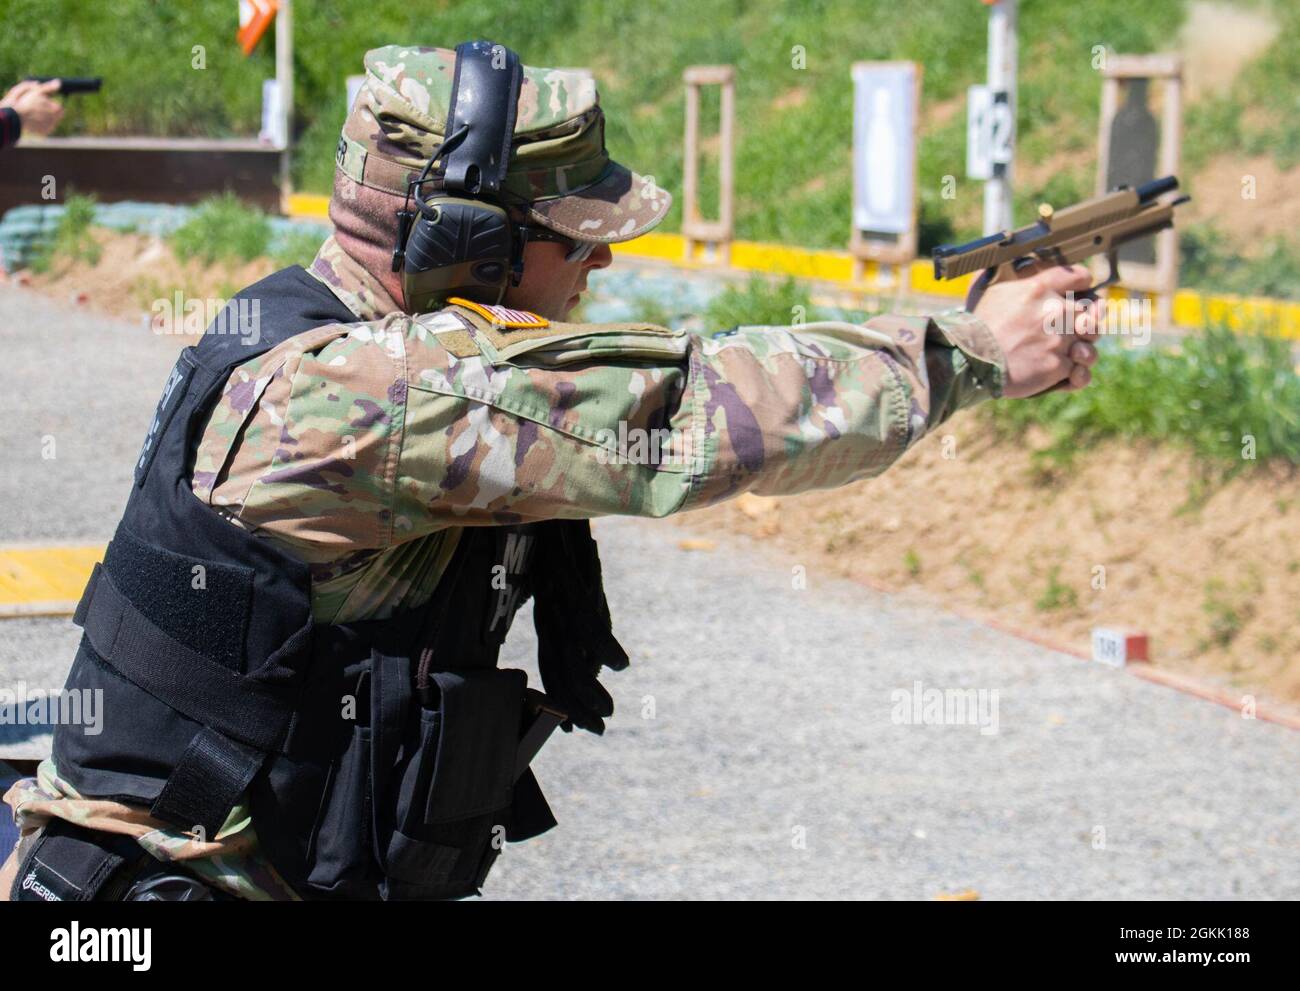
left=2, top=283, right=1297, bottom=899
left=0, top=285, right=178, bottom=542
left=486, top=516, right=1300, bottom=900
left=1, top=284, right=179, bottom=758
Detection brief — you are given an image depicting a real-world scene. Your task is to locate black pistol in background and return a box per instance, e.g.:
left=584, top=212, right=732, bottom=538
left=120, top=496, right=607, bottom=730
left=23, top=76, right=103, bottom=96
left=933, top=175, right=1189, bottom=311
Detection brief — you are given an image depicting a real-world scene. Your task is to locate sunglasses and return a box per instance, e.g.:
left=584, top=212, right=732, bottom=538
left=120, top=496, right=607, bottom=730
left=518, top=224, right=600, bottom=263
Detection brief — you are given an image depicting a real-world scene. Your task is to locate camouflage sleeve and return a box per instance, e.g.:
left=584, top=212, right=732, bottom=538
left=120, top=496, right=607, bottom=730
left=393, top=304, right=1005, bottom=524
left=195, top=305, right=1004, bottom=547
left=667, top=307, right=1005, bottom=510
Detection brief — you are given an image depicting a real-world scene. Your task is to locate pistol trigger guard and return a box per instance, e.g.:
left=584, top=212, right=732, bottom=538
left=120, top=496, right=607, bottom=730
left=1088, top=250, right=1121, bottom=296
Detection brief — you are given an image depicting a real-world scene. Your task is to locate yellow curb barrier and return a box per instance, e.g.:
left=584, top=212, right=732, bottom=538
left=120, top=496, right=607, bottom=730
left=0, top=545, right=103, bottom=618
left=286, top=193, right=1300, bottom=338
left=287, top=192, right=330, bottom=220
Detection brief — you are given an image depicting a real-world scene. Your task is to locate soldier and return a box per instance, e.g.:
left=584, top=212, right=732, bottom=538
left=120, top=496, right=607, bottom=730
left=2, top=42, right=1101, bottom=901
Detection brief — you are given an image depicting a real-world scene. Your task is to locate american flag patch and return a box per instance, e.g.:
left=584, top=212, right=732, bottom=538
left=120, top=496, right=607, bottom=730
left=448, top=297, right=549, bottom=329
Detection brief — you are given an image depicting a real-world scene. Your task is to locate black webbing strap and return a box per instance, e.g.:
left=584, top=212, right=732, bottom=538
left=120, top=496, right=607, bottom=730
left=149, top=727, right=266, bottom=837
left=369, top=651, right=411, bottom=870
left=74, top=561, right=291, bottom=834
left=74, top=561, right=290, bottom=752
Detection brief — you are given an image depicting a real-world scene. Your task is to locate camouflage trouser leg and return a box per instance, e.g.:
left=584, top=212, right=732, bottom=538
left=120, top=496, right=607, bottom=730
left=4, top=762, right=301, bottom=900
left=3, top=820, right=247, bottom=901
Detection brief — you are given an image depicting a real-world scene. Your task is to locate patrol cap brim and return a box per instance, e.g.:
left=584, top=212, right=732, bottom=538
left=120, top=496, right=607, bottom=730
left=525, top=160, right=672, bottom=244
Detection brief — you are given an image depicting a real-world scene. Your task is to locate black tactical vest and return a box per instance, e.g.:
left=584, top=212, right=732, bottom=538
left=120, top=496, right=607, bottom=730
left=34, top=266, right=618, bottom=900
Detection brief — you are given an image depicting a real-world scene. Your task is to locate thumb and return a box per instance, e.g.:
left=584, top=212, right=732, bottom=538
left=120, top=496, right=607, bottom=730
left=39, top=79, right=64, bottom=95
left=2, top=80, right=35, bottom=104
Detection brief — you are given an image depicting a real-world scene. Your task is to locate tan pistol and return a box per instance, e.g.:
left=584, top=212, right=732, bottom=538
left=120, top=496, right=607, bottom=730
left=933, top=175, right=1189, bottom=311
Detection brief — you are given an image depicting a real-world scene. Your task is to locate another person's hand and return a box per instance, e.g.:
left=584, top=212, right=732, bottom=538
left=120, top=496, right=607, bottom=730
left=972, top=263, right=1105, bottom=399
left=0, top=79, right=65, bottom=138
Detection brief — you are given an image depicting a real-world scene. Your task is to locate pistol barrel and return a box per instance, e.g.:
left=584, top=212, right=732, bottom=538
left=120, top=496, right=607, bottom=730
left=1135, top=175, right=1178, bottom=203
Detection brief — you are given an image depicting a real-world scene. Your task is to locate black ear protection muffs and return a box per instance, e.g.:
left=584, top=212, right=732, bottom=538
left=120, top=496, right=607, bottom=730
left=391, top=40, right=524, bottom=314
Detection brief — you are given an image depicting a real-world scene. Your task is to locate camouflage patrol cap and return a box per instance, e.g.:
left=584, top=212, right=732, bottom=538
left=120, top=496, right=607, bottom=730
left=336, top=44, right=671, bottom=243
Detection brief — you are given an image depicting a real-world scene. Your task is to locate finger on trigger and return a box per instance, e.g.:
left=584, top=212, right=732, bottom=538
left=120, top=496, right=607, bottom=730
left=1040, top=263, right=1093, bottom=294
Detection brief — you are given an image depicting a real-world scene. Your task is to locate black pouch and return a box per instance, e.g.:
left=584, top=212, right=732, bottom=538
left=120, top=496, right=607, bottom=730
left=280, top=641, right=531, bottom=900
left=374, top=664, right=527, bottom=900
left=302, top=670, right=373, bottom=896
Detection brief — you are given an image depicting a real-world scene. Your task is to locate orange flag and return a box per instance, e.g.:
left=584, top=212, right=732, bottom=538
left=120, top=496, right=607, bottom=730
left=237, top=0, right=278, bottom=56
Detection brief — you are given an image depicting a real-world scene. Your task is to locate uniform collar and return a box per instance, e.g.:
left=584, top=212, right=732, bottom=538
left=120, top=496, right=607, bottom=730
left=306, top=234, right=404, bottom=322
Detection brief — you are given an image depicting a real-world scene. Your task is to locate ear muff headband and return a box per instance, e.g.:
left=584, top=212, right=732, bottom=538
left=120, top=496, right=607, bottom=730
left=392, top=40, right=524, bottom=314
left=442, top=40, right=520, bottom=197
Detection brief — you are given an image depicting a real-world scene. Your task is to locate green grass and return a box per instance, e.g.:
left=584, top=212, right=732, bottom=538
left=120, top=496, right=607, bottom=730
left=1180, top=223, right=1300, bottom=300
left=629, top=273, right=816, bottom=329
left=29, top=194, right=101, bottom=273
left=29, top=192, right=324, bottom=276
left=702, top=274, right=815, bottom=330
left=903, top=548, right=922, bottom=578
left=627, top=294, right=675, bottom=328
left=984, top=322, right=1300, bottom=467
left=1199, top=577, right=1256, bottom=650
left=170, top=192, right=271, bottom=265
left=1182, top=1, right=1300, bottom=172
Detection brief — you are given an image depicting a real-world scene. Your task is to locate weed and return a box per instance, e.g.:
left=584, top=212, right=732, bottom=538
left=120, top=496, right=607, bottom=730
left=1035, top=566, right=1078, bottom=612
left=904, top=548, right=921, bottom=578
left=1201, top=578, right=1254, bottom=649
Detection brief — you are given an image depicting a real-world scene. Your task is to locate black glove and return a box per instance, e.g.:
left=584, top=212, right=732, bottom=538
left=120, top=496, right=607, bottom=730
left=531, top=519, right=628, bottom=734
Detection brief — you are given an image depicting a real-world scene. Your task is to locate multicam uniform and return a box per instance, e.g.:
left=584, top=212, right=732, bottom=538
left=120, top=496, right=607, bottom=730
left=4, top=235, right=1006, bottom=899
left=3, top=45, right=1008, bottom=901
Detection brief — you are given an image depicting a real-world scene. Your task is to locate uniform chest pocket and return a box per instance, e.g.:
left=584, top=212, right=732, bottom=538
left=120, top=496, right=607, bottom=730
left=413, top=314, right=695, bottom=485
left=475, top=320, right=689, bottom=368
